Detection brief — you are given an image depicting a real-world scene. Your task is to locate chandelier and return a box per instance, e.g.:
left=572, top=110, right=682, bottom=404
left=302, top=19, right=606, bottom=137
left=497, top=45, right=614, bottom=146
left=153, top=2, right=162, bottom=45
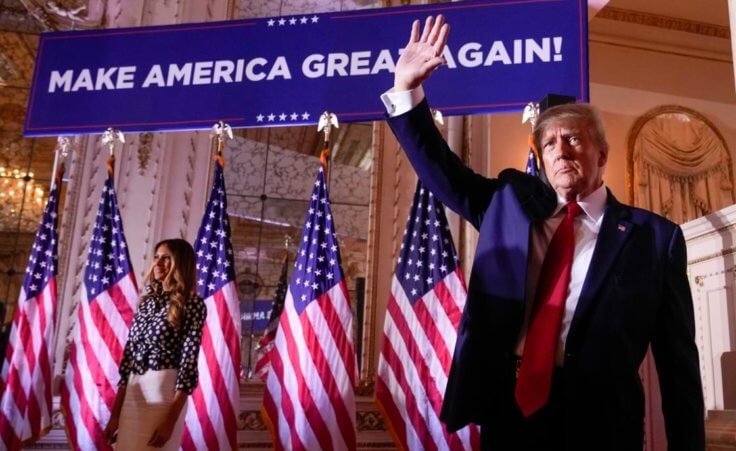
left=0, top=166, right=47, bottom=232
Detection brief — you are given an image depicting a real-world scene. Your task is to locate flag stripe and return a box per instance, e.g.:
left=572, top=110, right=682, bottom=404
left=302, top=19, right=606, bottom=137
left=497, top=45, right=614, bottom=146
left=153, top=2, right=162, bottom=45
left=261, top=391, right=286, bottom=451
left=375, top=373, right=410, bottom=450
left=194, top=321, right=233, bottom=449
left=384, top=292, right=453, bottom=448
left=302, top=294, right=356, bottom=447
left=379, top=333, right=439, bottom=451
left=66, top=339, right=108, bottom=450
left=264, top=330, right=305, bottom=450
left=281, top=300, right=334, bottom=451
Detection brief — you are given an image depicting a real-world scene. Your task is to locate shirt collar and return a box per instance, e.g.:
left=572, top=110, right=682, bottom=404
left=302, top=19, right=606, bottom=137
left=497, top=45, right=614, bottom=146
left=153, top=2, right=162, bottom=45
left=146, top=279, right=171, bottom=298
left=552, top=183, right=607, bottom=222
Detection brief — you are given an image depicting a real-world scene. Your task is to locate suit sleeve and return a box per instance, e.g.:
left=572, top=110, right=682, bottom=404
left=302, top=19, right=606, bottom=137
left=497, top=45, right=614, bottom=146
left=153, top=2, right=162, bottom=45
left=386, top=98, right=499, bottom=229
left=651, top=226, right=705, bottom=451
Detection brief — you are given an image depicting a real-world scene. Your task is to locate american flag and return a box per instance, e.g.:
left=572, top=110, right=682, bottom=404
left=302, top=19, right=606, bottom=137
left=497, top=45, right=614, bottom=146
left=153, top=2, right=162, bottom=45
left=254, top=254, right=289, bottom=381
left=0, top=182, right=60, bottom=449
left=262, top=166, right=357, bottom=451
left=376, top=182, right=480, bottom=451
left=181, top=158, right=241, bottom=451
left=61, top=170, right=138, bottom=450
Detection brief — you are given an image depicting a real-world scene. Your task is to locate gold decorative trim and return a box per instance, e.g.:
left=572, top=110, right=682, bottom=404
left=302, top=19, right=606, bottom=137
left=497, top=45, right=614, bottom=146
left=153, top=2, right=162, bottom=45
left=239, top=410, right=268, bottom=431
left=137, top=132, right=153, bottom=174
left=236, top=409, right=387, bottom=432
left=626, top=105, right=734, bottom=208
left=589, top=38, right=732, bottom=64
left=597, top=7, right=730, bottom=39
left=355, top=377, right=375, bottom=396
left=356, top=410, right=387, bottom=431
left=687, top=246, right=736, bottom=266
left=364, top=120, right=385, bottom=382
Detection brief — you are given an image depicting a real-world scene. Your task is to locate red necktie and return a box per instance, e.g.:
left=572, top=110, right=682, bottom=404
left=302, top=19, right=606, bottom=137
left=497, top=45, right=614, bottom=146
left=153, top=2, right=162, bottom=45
left=515, top=201, right=583, bottom=417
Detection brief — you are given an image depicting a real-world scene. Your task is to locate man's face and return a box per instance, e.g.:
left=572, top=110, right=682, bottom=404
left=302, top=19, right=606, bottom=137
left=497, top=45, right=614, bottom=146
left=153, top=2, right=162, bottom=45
left=540, top=119, right=607, bottom=201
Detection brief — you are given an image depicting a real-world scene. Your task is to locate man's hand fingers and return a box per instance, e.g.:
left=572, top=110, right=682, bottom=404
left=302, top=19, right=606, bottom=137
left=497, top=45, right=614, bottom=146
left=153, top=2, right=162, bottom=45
left=408, top=19, right=420, bottom=44
left=420, top=56, right=445, bottom=75
left=434, top=23, right=450, bottom=57
left=419, top=16, right=434, bottom=43
left=427, top=15, right=445, bottom=47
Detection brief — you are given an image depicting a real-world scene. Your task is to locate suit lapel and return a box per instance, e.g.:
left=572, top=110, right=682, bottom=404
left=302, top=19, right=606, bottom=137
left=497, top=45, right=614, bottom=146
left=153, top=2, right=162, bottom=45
left=567, top=192, right=633, bottom=347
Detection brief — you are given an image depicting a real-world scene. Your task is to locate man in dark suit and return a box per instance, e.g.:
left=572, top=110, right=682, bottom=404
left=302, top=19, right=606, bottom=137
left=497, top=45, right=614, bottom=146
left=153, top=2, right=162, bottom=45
left=381, top=15, right=704, bottom=450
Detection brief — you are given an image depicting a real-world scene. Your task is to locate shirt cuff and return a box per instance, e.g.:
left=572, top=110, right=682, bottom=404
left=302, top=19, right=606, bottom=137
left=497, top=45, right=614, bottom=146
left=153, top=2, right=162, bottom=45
left=380, top=85, right=425, bottom=117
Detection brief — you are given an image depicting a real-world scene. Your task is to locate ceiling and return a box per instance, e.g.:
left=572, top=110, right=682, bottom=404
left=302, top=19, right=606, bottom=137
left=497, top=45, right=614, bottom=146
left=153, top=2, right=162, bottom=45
left=610, top=0, right=730, bottom=27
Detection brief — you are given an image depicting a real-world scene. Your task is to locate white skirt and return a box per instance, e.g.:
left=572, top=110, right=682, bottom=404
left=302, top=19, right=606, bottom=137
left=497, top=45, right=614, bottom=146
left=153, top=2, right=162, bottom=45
left=116, top=369, right=187, bottom=451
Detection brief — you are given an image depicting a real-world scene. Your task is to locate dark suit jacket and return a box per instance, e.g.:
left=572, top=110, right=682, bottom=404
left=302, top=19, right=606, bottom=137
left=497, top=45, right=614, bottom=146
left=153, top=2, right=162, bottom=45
left=387, top=99, right=704, bottom=450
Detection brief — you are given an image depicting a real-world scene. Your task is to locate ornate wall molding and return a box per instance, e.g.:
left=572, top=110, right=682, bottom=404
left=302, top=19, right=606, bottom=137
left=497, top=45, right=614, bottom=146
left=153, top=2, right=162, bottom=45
left=688, top=247, right=736, bottom=267
left=626, top=105, right=736, bottom=222
left=19, top=0, right=106, bottom=30
left=137, top=132, right=153, bottom=174
left=363, top=121, right=386, bottom=383
left=597, top=6, right=730, bottom=39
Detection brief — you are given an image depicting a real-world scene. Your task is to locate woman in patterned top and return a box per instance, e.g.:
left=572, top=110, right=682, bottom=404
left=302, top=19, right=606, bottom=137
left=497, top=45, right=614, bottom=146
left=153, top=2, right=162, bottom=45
left=103, top=238, right=207, bottom=450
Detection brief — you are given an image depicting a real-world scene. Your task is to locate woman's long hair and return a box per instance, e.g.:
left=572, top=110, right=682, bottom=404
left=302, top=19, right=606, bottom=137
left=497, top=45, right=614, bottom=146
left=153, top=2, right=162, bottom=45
left=142, top=238, right=197, bottom=329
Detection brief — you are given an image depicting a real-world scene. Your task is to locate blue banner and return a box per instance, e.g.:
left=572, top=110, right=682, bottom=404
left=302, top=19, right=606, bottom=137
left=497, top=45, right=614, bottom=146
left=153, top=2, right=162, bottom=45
left=24, top=0, right=588, bottom=137
left=240, top=300, right=273, bottom=334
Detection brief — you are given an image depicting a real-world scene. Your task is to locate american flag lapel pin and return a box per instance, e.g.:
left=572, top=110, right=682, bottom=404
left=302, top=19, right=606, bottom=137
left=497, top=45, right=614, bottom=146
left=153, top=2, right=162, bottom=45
left=618, top=224, right=627, bottom=232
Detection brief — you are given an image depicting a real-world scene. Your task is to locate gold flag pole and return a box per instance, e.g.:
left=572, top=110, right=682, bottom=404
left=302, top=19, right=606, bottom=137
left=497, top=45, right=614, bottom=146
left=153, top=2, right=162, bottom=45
left=210, top=121, right=233, bottom=167
left=51, top=136, right=73, bottom=190
left=522, top=102, right=540, bottom=161
left=317, top=111, right=339, bottom=184
left=101, top=128, right=125, bottom=176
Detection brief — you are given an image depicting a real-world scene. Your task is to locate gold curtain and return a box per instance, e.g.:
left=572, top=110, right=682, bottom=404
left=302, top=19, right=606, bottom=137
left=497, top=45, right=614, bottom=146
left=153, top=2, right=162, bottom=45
left=629, top=107, right=734, bottom=224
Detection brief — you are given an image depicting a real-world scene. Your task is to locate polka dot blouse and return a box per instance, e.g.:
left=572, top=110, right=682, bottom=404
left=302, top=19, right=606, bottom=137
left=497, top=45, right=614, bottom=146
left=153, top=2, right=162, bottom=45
left=118, top=281, right=207, bottom=394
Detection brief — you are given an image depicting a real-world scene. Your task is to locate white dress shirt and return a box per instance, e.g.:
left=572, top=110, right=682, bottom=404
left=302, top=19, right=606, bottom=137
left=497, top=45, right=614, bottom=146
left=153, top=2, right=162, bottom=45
left=380, top=86, right=425, bottom=117
left=381, top=85, right=609, bottom=366
left=516, top=185, right=607, bottom=365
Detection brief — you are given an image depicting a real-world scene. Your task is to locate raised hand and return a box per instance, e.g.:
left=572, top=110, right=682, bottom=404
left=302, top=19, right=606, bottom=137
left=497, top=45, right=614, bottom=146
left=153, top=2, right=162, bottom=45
left=394, top=15, right=450, bottom=92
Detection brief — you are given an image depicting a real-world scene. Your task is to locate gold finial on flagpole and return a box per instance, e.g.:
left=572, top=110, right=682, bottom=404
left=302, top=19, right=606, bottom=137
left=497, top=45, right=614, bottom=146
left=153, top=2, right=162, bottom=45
left=51, top=136, right=73, bottom=189
left=317, top=111, right=339, bottom=176
left=522, top=102, right=540, bottom=129
left=522, top=102, right=541, bottom=158
left=101, top=128, right=124, bottom=175
left=430, top=108, right=444, bottom=126
left=101, top=128, right=125, bottom=155
left=210, top=121, right=233, bottom=166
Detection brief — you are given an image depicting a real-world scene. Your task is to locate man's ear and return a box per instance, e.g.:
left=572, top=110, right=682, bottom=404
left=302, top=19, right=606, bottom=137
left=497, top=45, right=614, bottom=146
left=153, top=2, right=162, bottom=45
left=599, top=148, right=608, bottom=167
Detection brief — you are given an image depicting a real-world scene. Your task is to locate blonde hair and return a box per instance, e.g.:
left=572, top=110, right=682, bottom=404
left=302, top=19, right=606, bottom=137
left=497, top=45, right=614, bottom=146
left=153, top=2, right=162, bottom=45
left=142, top=238, right=197, bottom=329
left=533, top=103, right=609, bottom=157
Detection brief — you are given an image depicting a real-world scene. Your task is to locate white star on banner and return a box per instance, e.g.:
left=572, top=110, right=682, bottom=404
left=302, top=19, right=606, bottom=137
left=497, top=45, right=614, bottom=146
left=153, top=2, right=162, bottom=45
left=267, top=19, right=275, bottom=26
